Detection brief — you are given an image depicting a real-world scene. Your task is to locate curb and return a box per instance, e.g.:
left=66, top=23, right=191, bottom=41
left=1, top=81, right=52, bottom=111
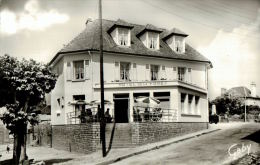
left=97, top=128, right=221, bottom=165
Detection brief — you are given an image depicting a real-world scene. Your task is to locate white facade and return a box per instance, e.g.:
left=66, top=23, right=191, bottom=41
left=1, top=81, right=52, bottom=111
left=50, top=51, right=210, bottom=125
left=49, top=19, right=211, bottom=125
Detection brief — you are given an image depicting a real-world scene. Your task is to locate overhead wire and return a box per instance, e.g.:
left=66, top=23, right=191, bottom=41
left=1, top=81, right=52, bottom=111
left=141, top=0, right=260, bottom=39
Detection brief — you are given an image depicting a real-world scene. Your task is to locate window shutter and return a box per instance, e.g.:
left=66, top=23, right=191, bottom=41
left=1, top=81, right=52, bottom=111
left=66, top=62, right=72, bottom=80
left=162, top=65, right=166, bottom=79
left=85, top=60, right=90, bottom=79
left=115, top=62, right=120, bottom=81
left=188, top=68, right=192, bottom=83
left=145, top=64, right=150, bottom=81
left=131, top=63, right=137, bottom=81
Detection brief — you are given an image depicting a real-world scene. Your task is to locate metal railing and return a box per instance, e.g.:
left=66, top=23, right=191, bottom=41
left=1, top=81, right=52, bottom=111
left=133, top=106, right=177, bottom=122
left=66, top=106, right=178, bottom=124
left=66, top=107, right=114, bottom=124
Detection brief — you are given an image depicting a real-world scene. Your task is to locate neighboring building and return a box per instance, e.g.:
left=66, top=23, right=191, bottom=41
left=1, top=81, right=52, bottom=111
left=225, top=82, right=260, bottom=107
left=0, top=107, right=10, bottom=144
left=49, top=19, right=212, bottom=125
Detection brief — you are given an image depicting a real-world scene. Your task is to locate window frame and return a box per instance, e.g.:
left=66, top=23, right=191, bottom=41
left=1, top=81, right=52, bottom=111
left=178, top=67, right=186, bottom=81
left=120, top=62, right=131, bottom=81
left=150, top=64, right=159, bottom=80
left=174, top=36, right=185, bottom=53
left=73, top=60, right=85, bottom=80
left=147, top=32, right=159, bottom=50
left=117, top=28, right=130, bottom=47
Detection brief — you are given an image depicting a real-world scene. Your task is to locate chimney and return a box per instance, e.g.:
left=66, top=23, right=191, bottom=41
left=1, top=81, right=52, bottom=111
left=250, top=82, right=256, bottom=97
left=85, top=18, right=93, bottom=26
left=221, top=88, right=227, bottom=97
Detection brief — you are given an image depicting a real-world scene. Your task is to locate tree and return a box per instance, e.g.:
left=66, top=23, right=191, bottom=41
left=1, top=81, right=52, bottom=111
left=212, top=95, right=243, bottom=116
left=0, top=54, right=57, bottom=164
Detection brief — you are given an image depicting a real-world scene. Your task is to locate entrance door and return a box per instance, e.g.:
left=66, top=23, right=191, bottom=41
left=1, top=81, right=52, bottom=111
left=114, top=94, right=129, bottom=123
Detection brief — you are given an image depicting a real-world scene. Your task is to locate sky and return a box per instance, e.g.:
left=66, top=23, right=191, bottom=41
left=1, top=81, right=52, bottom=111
left=0, top=0, right=260, bottom=100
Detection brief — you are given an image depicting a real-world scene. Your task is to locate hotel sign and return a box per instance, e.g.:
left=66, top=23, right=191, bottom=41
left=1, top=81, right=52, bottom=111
left=94, top=80, right=207, bottom=93
left=118, top=81, right=168, bottom=87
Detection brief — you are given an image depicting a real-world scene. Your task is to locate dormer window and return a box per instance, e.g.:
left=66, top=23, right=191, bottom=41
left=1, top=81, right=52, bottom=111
left=148, top=32, right=159, bottom=49
left=118, top=28, right=130, bottom=46
left=110, top=27, right=131, bottom=47
left=174, top=36, right=185, bottom=53
left=140, top=31, right=160, bottom=50
left=163, top=28, right=188, bottom=54
left=138, top=24, right=162, bottom=50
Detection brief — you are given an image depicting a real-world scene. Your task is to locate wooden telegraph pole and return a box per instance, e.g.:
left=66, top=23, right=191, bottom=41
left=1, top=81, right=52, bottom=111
left=99, top=0, right=106, bottom=157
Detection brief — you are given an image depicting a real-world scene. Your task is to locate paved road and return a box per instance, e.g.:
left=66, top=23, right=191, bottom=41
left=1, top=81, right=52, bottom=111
left=113, top=123, right=260, bottom=165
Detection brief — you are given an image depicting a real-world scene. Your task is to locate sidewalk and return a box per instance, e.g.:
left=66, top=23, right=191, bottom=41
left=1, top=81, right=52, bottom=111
left=60, top=127, right=221, bottom=165
left=1, top=123, right=249, bottom=165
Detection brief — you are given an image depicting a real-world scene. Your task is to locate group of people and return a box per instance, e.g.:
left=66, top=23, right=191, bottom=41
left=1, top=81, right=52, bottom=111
left=133, top=108, right=150, bottom=122
left=78, top=106, right=113, bottom=123
left=133, top=107, right=162, bottom=122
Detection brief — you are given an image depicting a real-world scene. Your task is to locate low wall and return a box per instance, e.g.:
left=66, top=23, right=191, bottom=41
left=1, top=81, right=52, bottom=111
left=131, top=122, right=208, bottom=145
left=52, top=124, right=100, bottom=154
left=51, top=122, right=208, bottom=154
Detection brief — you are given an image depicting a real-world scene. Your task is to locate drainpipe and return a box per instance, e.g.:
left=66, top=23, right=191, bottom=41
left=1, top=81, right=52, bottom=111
left=88, top=51, right=94, bottom=101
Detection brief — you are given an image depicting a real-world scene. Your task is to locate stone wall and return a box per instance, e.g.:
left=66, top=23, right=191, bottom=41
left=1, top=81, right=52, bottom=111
left=51, top=122, right=208, bottom=153
left=131, top=122, right=208, bottom=145
left=52, top=123, right=100, bottom=154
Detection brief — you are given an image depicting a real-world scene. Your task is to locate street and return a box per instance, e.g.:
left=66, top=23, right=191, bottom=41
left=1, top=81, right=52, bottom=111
left=113, top=123, right=260, bottom=165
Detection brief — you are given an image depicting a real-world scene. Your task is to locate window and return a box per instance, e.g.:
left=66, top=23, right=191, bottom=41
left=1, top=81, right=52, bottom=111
left=174, top=36, right=185, bottom=53
left=73, top=95, right=85, bottom=116
left=181, top=93, right=186, bottom=113
left=178, top=67, right=186, bottom=81
left=118, top=28, right=129, bottom=46
left=148, top=32, right=159, bottom=50
left=74, top=61, right=84, bottom=80
left=188, top=95, right=193, bottom=113
left=120, top=62, right=130, bottom=81
left=195, top=96, right=200, bottom=114
left=154, top=92, right=170, bottom=109
left=150, top=65, right=159, bottom=80
left=162, top=66, right=165, bottom=70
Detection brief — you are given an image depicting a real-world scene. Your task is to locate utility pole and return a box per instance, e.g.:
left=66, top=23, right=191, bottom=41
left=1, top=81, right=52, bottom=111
left=99, top=0, right=106, bottom=157
left=243, top=87, right=247, bottom=122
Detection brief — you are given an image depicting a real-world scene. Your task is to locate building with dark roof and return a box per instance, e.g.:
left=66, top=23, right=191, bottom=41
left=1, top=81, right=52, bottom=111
left=225, top=83, right=260, bottom=107
left=49, top=19, right=212, bottom=125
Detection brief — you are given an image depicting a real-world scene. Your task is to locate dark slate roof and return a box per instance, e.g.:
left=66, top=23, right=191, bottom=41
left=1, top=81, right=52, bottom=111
left=162, top=28, right=188, bottom=40
left=50, top=19, right=211, bottom=65
left=108, top=19, right=134, bottom=33
left=226, top=87, right=251, bottom=97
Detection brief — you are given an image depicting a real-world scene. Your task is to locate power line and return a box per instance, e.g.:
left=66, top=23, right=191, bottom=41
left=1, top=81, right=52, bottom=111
left=209, top=0, right=256, bottom=20
left=172, top=0, right=255, bottom=29
left=210, top=0, right=259, bottom=17
left=141, top=0, right=260, bottom=39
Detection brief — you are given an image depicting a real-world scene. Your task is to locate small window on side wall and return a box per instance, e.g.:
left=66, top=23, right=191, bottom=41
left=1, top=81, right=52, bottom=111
left=74, top=61, right=84, bottom=80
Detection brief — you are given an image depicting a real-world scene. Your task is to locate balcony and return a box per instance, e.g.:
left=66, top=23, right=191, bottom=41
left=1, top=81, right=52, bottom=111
left=94, top=79, right=207, bottom=93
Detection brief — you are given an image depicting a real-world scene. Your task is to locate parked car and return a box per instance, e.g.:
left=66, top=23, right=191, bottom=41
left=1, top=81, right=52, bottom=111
left=209, top=114, right=219, bottom=124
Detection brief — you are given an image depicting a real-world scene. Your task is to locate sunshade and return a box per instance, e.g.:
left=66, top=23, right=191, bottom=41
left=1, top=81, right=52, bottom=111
left=135, top=96, right=160, bottom=107
left=90, top=100, right=112, bottom=105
